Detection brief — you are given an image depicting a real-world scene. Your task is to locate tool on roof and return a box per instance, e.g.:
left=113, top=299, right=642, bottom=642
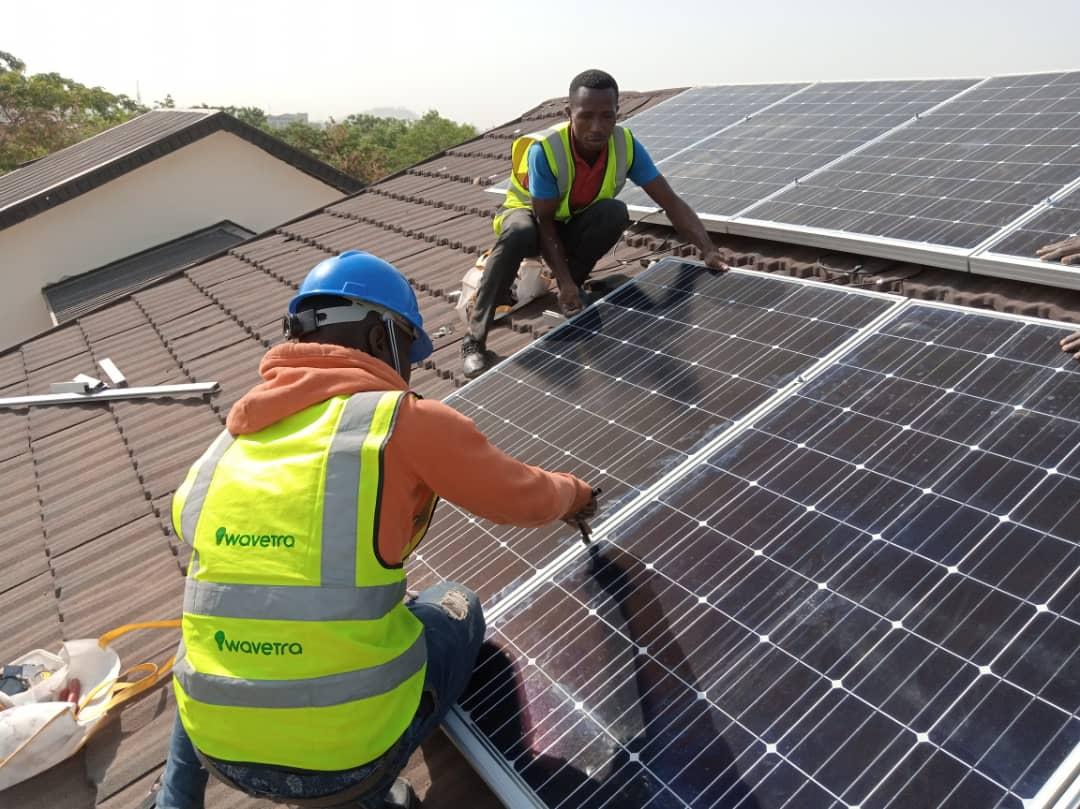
left=1, top=357, right=218, bottom=409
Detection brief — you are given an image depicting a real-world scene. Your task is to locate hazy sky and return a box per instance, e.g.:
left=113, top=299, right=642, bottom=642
left=7, top=0, right=1080, bottom=129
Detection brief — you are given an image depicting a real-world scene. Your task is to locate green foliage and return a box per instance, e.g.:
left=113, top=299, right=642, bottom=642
left=0, top=51, right=142, bottom=172
left=0, top=50, right=478, bottom=184
left=271, top=109, right=477, bottom=184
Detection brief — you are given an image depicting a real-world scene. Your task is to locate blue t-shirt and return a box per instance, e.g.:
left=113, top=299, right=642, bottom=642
left=526, top=135, right=660, bottom=201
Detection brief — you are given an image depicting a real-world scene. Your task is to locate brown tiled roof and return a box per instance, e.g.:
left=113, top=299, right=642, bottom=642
left=0, top=110, right=363, bottom=231
left=4, top=85, right=1080, bottom=809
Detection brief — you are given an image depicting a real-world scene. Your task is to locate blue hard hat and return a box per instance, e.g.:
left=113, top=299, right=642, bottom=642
left=288, top=250, right=433, bottom=363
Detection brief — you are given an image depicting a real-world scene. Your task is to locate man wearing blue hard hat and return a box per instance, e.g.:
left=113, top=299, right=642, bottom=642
left=147, top=251, right=598, bottom=809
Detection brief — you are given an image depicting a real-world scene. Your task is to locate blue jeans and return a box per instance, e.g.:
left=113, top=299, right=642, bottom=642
left=156, top=582, right=486, bottom=809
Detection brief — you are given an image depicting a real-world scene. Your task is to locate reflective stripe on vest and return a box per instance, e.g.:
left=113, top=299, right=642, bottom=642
left=171, top=390, right=433, bottom=770
left=183, top=578, right=406, bottom=621
left=495, top=122, right=635, bottom=233
left=173, top=633, right=425, bottom=708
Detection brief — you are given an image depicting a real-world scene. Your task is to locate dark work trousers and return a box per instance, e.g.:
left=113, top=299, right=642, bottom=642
left=467, top=198, right=631, bottom=344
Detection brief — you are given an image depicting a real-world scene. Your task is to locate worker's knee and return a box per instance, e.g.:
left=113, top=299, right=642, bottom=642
left=593, top=198, right=630, bottom=230
left=435, top=583, right=483, bottom=628
left=498, top=214, right=538, bottom=252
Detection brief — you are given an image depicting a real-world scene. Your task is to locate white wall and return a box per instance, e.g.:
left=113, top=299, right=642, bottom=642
left=0, top=131, right=345, bottom=350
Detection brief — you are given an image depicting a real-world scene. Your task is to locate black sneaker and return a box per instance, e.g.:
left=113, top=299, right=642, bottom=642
left=383, top=777, right=419, bottom=808
left=461, top=337, right=491, bottom=379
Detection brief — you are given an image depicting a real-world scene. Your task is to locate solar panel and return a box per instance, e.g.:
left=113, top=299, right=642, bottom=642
left=740, top=71, right=1080, bottom=253
left=621, top=79, right=977, bottom=217
left=446, top=288, right=1080, bottom=809
left=488, top=83, right=809, bottom=198
left=621, top=84, right=810, bottom=163
left=981, top=181, right=1080, bottom=258
left=410, top=260, right=897, bottom=606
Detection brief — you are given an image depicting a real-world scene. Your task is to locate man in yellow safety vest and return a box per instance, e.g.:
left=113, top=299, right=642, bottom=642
left=462, top=68, right=729, bottom=379
left=145, top=251, right=598, bottom=809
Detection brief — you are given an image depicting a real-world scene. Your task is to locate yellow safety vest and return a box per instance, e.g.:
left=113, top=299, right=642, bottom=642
left=170, top=390, right=437, bottom=771
left=494, top=122, right=635, bottom=234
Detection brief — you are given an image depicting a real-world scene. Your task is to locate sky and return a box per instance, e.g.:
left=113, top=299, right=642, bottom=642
left=7, top=0, right=1080, bottom=130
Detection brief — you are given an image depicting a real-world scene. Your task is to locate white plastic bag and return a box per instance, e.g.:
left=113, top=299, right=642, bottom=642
left=0, top=621, right=179, bottom=791
left=456, top=252, right=553, bottom=326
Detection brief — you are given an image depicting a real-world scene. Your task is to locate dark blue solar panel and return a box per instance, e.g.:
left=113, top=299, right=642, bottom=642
left=622, top=79, right=976, bottom=217
left=745, top=71, right=1080, bottom=249
left=455, top=300, right=1080, bottom=808
left=411, top=261, right=894, bottom=602
left=622, top=84, right=809, bottom=163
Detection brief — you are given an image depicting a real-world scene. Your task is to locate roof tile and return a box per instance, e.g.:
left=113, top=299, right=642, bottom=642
left=0, top=407, right=29, bottom=463
left=200, top=272, right=293, bottom=342
left=0, top=572, right=61, bottom=660
left=84, top=687, right=177, bottom=803
left=369, top=173, right=454, bottom=199
left=299, top=221, right=439, bottom=265
left=182, top=338, right=266, bottom=416
left=228, top=233, right=306, bottom=264
left=79, top=301, right=150, bottom=344
left=184, top=255, right=257, bottom=291
left=21, top=325, right=89, bottom=373
left=396, top=176, right=497, bottom=215
left=52, top=513, right=182, bottom=662
left=33, top=414, right=150, bottom=557
left=164, top=316, right=251, bottom=363
left=239, top=242, right=331, bottom=287
left=330, top=195, right=466, bottom=234
left=87, top=324, right=189, bottom=387
left=276, top=211, right=358, bottom=242
left=0, top=351, right=27, bottom=390
left=0, top=749, right=97, bottom=809
left=421, top=214, right=493, bottom=254
left=413, top=154, right=507, bottom=185
left=112, top=399, right=221, bottom=500
left=133, top=276, right=216, bottom=326
left=398, top=244, right=479, bottom=298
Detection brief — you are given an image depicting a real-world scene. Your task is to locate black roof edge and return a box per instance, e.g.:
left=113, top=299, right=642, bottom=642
left=0, top=111, right=363, bottom=233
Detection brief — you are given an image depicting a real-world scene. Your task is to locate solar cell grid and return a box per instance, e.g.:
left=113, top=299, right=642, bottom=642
left=452, top=297, right=1080, bottom=809
left=743, top=71, right=1080, bottom=249
left=622, top=84, right=809, bottom=163
left=621, top=79, right=977, bottom=217
left=410, top=261, right=896, bottom=604
left=984, top=181, right=1080, bottom=258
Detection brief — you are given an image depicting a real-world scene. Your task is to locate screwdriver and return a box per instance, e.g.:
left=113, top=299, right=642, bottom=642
left=576, top=487, right=602, bottom=545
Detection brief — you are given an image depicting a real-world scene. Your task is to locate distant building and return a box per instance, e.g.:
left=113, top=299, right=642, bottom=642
left=266, top=113, right=309, bottom=130
left=0, top=109, right=360, bottom=347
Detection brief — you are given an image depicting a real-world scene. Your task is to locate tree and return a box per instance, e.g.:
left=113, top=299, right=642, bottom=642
left=270, top=110, right=477, bottom=184
left=0, top=52, right=478, bottom=185
left=0, top=51, right=142, bottom=172
left=394, top=110, right=476, bottom=170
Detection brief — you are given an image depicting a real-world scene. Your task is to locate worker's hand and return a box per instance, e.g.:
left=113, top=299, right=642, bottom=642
left=1062, top=330, right=1080, bottom=362
left=562, top=488, right=600, bottom=531
left=1037, top=236, right=1080, bottom=265
left=701, top=247, right=729, bottom=273
left=557, top=285, right=585, bottom=317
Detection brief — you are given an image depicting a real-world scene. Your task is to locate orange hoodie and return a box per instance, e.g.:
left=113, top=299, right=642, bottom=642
left=226, top=342, right=593, bottom=566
